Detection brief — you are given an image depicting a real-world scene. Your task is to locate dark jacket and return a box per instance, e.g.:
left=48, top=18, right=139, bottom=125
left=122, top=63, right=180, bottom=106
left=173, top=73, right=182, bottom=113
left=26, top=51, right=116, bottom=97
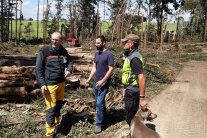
left=35, top=44, right=73, bottom=87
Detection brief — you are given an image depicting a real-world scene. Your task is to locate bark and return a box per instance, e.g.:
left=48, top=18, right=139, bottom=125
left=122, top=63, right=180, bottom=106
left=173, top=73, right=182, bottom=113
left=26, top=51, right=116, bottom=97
left=120, top=0, right=127, bottom=46
left=69, top=54, right=94, bottom=60
left=18, top=0, right=22, bottom=41
left=0, top=73, right=35, bottom=81
left=125, top=3, right=139, bottom=35
left=103, top=0, right=105, bottom=35
left=10, top=0, right=13, bottom=40
left=0, top=55, right=36, bottom=66
left=73, top=65, right=92, bottom=72
left=0, top=97, right=27, bottom=103
left=160, top=11, right=164, bottom=51
left=0, top=87, right=27, bottom=97
left=137, top=2, right=141, bottom=37
left=29, top=89, right=42, bottom=99
left=0, top=80, right=38, bottom=88
left=148, top=3, right=151, bottom=31
left=15, top=0, right=17, bottom=45
left=144, top=30, right=147, bottom=49
left=43, top=0, right=49, bottom=42
left=96, top=0, right=99, bottom=37
left=1, top=0, right=3, bottom=41
left=74, top=3, right=77, bottom=38
left=116, top=16, right=121, bottom=44
left=190, top=10, right=194, bottom=39
left=141, top=12, right=144, bottom=47
left=111, top=2, right=125, bottom=43
left=73, top=59, right=93, bottom=64
left=37, top=0, right=40, bottom=39
left=204, top=10, right=207, bottom=41
left=0, top=66, right=35, bottom=74
left=8, top=0, right=10, bottom=41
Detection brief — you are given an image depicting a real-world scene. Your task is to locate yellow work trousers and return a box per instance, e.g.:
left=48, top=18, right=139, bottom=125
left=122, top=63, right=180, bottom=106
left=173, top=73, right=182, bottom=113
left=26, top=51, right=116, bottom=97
left=44, top=82, right=65, bottom=137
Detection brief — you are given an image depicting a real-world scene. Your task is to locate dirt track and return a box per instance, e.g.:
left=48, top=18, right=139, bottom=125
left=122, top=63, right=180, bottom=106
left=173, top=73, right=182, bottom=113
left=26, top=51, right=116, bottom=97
left=113, top=61, right=207, bottom=138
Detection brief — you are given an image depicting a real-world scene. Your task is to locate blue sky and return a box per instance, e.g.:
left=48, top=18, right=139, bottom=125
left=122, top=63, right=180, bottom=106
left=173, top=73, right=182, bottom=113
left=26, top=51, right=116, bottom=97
left=22, top=0, right=190, bottom=22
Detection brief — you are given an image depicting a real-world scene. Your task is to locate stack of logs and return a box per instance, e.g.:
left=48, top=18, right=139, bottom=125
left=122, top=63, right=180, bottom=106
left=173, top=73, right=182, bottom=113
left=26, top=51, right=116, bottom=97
left=0, top=47, right=95, bottom=103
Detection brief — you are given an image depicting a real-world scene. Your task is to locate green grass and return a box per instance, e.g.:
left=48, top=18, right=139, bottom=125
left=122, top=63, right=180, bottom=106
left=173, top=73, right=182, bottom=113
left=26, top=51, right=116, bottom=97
left=8, top=20, right=176, bottom=40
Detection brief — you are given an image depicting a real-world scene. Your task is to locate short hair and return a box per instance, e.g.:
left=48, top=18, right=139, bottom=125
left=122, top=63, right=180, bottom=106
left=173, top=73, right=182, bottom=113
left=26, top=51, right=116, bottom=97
left=97, top=35, right=106, bottom=43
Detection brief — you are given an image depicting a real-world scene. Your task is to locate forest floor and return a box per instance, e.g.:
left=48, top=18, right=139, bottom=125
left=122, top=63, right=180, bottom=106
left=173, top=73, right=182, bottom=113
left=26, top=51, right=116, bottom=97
left=0, top=41, right=207, bottom=138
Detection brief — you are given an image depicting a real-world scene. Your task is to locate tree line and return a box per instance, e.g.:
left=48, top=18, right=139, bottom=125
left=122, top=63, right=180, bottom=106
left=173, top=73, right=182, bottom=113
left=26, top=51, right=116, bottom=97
left=1, top=0, right=207, bottom=50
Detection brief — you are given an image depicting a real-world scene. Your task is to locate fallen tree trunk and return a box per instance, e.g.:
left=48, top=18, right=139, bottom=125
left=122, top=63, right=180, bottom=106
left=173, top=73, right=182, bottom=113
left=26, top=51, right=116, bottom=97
left=0, top=55, right=36, bottom=66
left=73, top=65, right=92, bottom=72
left=68, top=51, right=95, bottom=54
left=0, top=80, right=38, bottom=88
left=0, top=87, right=27, bottom=97
left=0, top=97, right=27, bottom=103
left=0, top=66, right=35, bottom=74
left=73, top=59, right=93, bottom=64
left=0, top=74, right=33, bottom=81
left=70, top=54, right=94, bottom=60
left=146, top=62, right=160, bottom=68
left=0, top=73, right=23, bottom=79
left=0, top=55, right=36, bottom=60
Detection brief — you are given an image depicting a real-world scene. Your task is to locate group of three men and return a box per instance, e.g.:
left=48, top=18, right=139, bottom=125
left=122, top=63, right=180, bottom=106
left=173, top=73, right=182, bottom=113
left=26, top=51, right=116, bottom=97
left=36, top=32, right=147, bottom=137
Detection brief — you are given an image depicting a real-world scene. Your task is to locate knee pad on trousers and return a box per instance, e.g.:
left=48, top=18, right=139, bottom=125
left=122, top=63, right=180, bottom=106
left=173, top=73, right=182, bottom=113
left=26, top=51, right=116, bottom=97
left=46, top=107, right=56, bottom=126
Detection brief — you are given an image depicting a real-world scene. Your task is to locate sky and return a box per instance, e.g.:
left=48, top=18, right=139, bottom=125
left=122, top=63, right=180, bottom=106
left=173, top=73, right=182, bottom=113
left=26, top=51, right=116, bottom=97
left=21, top=0, right=190, bottom=23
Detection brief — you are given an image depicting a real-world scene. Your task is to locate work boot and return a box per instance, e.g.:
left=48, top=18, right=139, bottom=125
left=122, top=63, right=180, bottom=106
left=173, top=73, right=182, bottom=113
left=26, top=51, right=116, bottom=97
left=94, top=126, right=102, bottom=134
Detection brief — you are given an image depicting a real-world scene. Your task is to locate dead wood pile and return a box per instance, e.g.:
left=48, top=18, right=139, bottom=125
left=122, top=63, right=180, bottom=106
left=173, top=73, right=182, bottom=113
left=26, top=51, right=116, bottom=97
left=0, top=47, right=95, bottom=103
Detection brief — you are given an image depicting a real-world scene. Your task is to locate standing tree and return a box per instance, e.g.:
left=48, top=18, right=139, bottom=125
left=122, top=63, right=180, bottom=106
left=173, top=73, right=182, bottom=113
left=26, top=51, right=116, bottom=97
left=37, top=0, right=39, bottom=40
left=150, top=0, right=184, bottom=50
left=0, top=0, right=10, bottom=42
left=43, top=0, right=49, bottom=42
left=78, top=0, right=97, bottom=38
left=18, top=0, right=22, bottom=41
left=55, top=0, right=64, bottom=31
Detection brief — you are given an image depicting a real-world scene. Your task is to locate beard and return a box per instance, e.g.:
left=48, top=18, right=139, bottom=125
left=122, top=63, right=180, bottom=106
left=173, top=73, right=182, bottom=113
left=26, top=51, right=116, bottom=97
left=96, top=46, right=104, bottom=51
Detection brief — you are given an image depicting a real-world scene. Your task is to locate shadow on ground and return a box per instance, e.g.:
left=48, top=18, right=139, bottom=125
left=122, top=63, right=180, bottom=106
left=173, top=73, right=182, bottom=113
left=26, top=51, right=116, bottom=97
left=103, top=108, right=125, bottom=130
left=57, top=108, right=125, bottom=136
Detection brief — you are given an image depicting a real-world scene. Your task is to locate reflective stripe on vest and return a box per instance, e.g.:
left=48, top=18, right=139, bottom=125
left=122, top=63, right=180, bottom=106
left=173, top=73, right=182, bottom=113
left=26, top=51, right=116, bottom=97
left=122, top=50, right=143, bottom=86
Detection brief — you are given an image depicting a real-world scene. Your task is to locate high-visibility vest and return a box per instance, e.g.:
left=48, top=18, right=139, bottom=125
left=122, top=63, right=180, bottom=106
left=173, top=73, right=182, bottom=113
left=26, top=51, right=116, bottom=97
left=122, top=49, right=144, bottom=86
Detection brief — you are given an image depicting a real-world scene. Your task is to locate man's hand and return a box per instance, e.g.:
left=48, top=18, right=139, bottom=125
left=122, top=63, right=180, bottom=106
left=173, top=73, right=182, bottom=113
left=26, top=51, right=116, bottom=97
left=140, top=98, right=147, bottom=110
left=41, top=85, right=47, bottom=94
left=65, top=71, right=71, bottom=78
left=96, top=80, right=104, bottom=88
left=85, top=79, right=90, bottom=87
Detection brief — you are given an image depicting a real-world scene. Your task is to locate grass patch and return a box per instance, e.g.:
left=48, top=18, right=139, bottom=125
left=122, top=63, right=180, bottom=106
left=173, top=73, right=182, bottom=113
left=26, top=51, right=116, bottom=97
left=183, top=45, right=202, bottom=53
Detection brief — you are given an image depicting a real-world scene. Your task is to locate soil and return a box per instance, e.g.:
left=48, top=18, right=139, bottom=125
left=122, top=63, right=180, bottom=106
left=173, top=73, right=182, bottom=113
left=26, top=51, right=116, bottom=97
left=108, top=61, right=207, bottom=138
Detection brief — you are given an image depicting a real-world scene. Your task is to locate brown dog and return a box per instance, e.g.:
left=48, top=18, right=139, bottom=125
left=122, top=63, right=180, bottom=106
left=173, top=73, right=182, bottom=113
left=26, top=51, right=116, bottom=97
left=130, top=108, right=160, bottom=138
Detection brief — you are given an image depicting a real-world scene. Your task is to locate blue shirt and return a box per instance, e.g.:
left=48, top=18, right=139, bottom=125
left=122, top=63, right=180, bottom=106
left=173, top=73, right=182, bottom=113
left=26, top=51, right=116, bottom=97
left=94, top=49, right=114, bottom=82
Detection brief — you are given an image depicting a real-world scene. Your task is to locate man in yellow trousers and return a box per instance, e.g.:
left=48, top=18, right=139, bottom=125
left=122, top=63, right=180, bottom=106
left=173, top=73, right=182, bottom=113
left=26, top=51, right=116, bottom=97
left=36, top=32, right=73, bottom=138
